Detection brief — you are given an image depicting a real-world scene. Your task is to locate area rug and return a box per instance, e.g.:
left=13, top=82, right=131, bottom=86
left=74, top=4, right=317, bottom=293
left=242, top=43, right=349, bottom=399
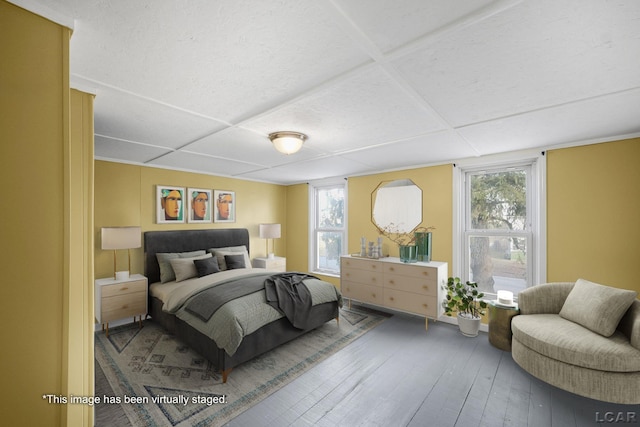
left=95, top=306, right=389, bottom=426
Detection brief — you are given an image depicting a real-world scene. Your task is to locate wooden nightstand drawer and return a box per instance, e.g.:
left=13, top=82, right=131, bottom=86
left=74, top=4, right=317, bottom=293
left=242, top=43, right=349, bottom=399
left=383, top=263, right=437, bottom=283
left=95, top=274, right=148, bottom=335
left=101, top=279, right=147, bottom=298
left=101, top=293, right=146, bottom=322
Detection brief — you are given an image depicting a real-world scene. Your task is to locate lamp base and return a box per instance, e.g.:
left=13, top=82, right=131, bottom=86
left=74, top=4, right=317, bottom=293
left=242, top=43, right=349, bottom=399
left=115, top=271, right=130, bottom=281
left=267, top=253, right=275, bottom=259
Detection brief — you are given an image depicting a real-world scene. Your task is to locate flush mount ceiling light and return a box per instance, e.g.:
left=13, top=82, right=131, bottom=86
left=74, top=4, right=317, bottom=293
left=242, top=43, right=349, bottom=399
left=268, top=131, right=307, bottom=155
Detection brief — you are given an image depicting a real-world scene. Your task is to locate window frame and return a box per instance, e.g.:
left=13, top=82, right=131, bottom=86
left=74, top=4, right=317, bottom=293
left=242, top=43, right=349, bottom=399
left=453, top=151, right=546, bottom=299
left=308, top=180, right=347, bottom=276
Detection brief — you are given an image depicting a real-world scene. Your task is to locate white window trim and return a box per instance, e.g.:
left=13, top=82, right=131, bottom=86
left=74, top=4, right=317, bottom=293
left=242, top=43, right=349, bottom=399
left=308, top=179, right=348, bottom=276
left=452, top=150, right=546, bottom=296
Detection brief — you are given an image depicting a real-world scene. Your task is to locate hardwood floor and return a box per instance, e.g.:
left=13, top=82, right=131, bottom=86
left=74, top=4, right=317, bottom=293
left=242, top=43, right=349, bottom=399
left=225, top=309, right=640, bottom=427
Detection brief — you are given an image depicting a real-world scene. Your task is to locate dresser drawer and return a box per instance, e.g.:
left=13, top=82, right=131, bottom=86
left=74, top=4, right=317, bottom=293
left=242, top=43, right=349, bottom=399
left=101, top=279, right=147, bottom=298
left=341, top=280, right=383, bottom=305
left=383, top=263, right=437, bottom=284
left=341, top=268, right=383, bottom=286
left=101, top=292, right=147, bottom=322
left=384, top=275, right=437, bottom=296
left=383, top=289, right=438, bottom=318
left=341, top=257, right=382, bottom=272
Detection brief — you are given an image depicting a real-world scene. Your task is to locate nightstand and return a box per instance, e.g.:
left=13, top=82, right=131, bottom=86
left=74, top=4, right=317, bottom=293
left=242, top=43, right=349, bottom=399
left=252, top=256, right=286, bottom=272
left=95, top=274, right=148, bottom=337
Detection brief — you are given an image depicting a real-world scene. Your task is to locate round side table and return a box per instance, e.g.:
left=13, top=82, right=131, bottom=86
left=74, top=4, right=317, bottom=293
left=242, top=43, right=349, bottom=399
left=487, top=301, right=519, bottom=351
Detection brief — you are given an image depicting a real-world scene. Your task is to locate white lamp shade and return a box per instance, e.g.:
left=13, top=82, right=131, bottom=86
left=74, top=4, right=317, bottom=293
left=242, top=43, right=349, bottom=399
left=268, top=132, right=306, bottom=155
left=101, top=227, right=141, bottom=250
left=259, top=223, right=281, bottom=239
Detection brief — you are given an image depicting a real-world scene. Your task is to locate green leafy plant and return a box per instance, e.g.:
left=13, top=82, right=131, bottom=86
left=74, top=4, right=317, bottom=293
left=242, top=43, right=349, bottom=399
left=443, top=277, right=487, bottom=319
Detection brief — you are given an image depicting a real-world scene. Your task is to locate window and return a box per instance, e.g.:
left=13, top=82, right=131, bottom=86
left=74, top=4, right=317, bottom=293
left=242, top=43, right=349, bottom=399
left=455, top=154, right=545, bottom=298
left=311, top=184, right=346, bottom=275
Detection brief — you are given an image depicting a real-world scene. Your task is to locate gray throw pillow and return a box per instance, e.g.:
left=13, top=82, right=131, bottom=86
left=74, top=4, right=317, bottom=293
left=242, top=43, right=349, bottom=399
left=559, top=278, right=638, bottom=337
left=224, top=254, right=246, bottom=270
left=169, top=253, right=212, bottom=282
left=156, top=250, right=206, bottom=283
left=209, top=246, right=251, bottom=271
left=194, top=256, right=220, bottom=277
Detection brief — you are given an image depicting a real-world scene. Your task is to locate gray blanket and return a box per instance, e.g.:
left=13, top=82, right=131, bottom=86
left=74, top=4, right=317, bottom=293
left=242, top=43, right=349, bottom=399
left=184, top=273, right=269, bottom=321
left=264, top=272, right=318, bottom=329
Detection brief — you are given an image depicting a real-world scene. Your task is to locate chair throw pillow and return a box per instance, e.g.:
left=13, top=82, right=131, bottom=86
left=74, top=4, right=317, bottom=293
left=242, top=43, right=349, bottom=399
left=559, top=278, right=638, bottom=337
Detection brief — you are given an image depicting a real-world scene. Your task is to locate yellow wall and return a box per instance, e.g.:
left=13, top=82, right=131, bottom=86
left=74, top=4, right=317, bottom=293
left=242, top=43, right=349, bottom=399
left=547, top=138, right=640, bottom=292
left=0, top=3, right=93, bottom=426
left=94, top=161, right=288, bottom=278
left=347, top=165, right=454, bottom=275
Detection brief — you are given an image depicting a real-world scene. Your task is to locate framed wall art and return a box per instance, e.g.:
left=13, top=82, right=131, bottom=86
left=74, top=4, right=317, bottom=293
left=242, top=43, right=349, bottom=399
left=156, top=185, right=185, bottom=223
left=188, top=188, right=212, bottom=223
left=214, top=190, right=235, bottom=223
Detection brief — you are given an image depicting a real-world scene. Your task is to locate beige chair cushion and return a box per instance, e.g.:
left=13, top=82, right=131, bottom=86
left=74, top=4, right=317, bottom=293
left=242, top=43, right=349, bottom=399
left=559, top=278, right=637, bottom=337
left=512, top=314, right=640, bottom=372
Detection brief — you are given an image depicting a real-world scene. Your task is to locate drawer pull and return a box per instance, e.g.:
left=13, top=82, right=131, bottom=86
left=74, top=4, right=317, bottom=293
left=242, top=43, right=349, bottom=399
left=388, top=267, right=395, bottom=272
left=422, top=271, right=429, bottom=276
left=389, top=296, right=395, bottom=301
left=372, top=293, right=376, bottom=298
left=120, top=287, right=129, bottom=291
left=389, top=280, right=395, bottom=285
left=422, top=285, right=429, bottom=290
left=422, top=303, right=428, bottom=308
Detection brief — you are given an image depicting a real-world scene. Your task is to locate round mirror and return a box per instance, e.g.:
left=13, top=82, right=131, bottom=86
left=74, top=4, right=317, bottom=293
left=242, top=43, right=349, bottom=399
left=371, top=179, right=422, bottom=233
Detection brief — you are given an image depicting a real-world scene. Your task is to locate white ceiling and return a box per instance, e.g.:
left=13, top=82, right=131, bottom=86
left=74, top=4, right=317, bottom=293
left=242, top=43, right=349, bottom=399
left=30, top=0, right=640, bottom=184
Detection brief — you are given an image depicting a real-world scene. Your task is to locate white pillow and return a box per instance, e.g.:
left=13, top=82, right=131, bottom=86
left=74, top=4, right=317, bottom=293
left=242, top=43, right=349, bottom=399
left=209, top=246, right=251, bottom=271
left=169, top=253, right=212, bottom=282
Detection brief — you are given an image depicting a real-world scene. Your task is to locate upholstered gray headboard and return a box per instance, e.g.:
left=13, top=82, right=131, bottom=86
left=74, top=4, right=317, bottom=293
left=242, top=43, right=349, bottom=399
left=144, top=228, right=250, bottom=284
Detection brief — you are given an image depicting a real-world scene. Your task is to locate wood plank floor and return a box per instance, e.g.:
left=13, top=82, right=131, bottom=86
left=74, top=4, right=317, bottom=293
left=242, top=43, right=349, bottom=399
left=225, top=309, right=640, bottom=427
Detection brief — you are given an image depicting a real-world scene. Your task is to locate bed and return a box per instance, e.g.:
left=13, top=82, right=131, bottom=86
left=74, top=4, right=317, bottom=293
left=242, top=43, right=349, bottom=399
left=144, top=228, right=341, bottom=383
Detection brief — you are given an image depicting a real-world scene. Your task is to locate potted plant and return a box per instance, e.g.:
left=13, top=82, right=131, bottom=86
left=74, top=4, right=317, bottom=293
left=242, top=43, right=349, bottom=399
left=443, top=277, right=487, bottom=337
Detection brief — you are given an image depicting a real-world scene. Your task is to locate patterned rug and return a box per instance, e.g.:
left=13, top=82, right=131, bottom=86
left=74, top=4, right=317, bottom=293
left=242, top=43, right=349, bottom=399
left=95, top=306, right=389, bottom=426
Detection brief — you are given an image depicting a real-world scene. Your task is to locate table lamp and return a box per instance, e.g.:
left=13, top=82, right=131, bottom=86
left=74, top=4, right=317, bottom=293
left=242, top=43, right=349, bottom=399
left=101, top=226, right=141, bottom=279
left=259, top=223, right=281, bottom=259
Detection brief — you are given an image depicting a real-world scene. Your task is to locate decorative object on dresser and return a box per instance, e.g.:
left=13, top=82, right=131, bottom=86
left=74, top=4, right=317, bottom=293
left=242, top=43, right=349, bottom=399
left=443, top=277, right=488, bottom=337
left=340, top=255, right=446, bottom=330
left=252, top=256, right=286, bottom=271
left=101, top=226, right=141, bottom=280
left=259, top=223, right=281, bottom=259
left=95, top=274, right=148, bottom=337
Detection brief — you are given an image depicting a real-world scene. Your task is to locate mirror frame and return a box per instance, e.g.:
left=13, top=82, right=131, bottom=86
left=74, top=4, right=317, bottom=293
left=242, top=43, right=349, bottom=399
left=371, top=179, right=423, bottom=234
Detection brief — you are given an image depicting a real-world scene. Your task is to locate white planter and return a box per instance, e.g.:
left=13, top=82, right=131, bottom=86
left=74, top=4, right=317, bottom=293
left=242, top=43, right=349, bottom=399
left=457, top=313, right=481, bottom=337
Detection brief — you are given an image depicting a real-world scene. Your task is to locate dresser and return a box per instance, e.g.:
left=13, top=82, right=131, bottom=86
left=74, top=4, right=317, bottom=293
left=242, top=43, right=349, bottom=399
left=340, top=256, right=447, bottom=330
left=95, top=274, right=148, bottom=336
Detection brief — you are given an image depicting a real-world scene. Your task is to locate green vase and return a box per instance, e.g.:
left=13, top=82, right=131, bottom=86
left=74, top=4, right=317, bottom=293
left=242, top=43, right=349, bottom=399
left=399, top=245, right=418, bottom=263
left=415, top=232, right=432, bottom=262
